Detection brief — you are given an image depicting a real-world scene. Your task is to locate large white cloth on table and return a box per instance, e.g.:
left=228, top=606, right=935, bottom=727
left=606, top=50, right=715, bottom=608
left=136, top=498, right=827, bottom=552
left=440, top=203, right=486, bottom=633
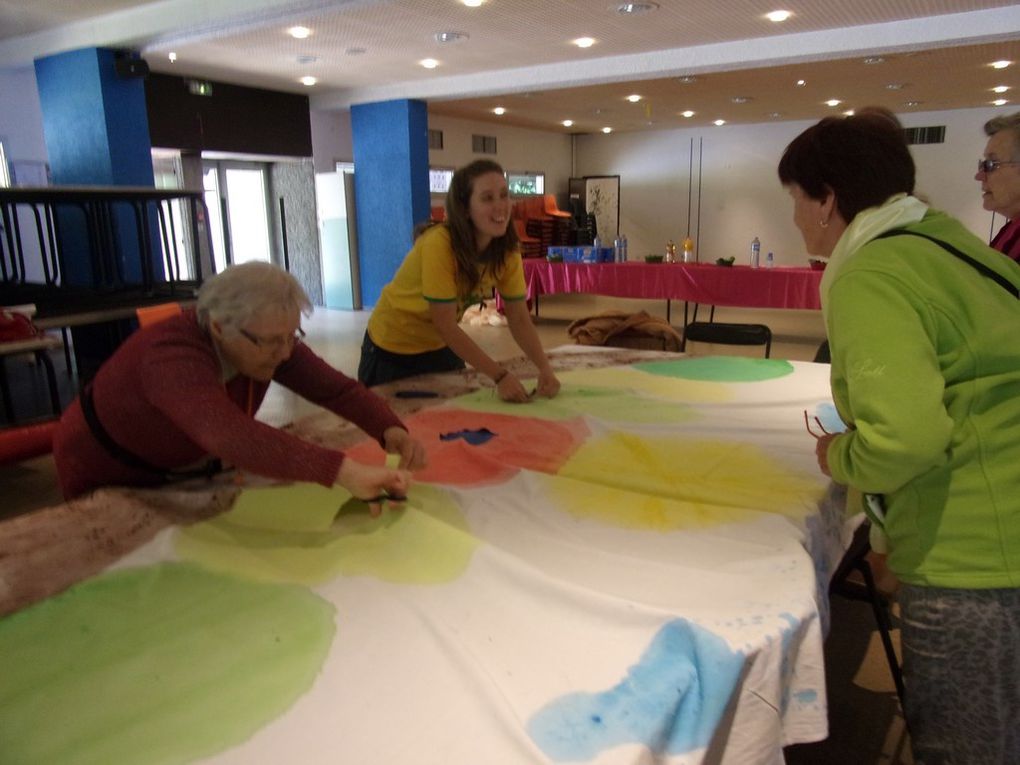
left=0, top=358, right=848, bottom=765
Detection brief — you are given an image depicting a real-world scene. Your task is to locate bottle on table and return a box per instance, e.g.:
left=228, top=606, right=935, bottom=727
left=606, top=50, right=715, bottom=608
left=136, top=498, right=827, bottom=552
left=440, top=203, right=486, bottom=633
left=619, top=233, right=628, bottom=262
left=682, top=236, right=694, bottom=263
left=665, top=239, right=677, bottom=263
left=592, top=234, right=602, bottom=260
left=766, top=252, right=774, bottom=268
left=750, top=236, right=761, bottom=268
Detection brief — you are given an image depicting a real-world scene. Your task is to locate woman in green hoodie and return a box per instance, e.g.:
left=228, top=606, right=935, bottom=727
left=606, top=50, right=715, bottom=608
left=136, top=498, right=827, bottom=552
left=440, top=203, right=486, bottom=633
left=779, top=111, right=1020, bottom=765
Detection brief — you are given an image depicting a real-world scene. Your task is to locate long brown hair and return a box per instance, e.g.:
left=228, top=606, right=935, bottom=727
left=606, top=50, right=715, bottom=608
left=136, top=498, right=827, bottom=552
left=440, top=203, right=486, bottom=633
left=444, top=159, right=520, bottom=298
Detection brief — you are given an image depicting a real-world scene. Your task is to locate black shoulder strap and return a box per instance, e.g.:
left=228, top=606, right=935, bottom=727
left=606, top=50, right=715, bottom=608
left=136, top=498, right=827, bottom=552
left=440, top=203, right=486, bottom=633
left=874, top=228, right=1019, bottom=299
left=81, top=384, right=222, bottom=482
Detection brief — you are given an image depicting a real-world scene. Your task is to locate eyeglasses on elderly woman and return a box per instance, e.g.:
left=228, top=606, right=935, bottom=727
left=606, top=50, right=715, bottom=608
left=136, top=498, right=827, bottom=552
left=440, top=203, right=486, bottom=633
left=977, top=158, right=1020, bottom=174
left=238, top=326, right=306, bottom=352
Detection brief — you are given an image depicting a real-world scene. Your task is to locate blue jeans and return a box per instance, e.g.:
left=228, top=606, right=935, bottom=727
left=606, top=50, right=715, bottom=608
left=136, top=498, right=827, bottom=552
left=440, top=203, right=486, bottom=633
left=899, top=584, right=1020, bottom=764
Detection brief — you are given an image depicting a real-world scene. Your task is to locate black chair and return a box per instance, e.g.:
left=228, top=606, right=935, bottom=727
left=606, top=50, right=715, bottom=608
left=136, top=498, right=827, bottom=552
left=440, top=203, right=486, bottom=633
left=813, top=340, right=831, bottom=363
left=681, top=321, right=772, bottom=357
left=829, top=520, right=906, bottom=705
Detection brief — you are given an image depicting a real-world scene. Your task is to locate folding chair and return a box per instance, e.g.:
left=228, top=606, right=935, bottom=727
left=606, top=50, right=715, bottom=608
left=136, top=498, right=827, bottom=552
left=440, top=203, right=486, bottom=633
left=680, top=321, right=772, bottom=357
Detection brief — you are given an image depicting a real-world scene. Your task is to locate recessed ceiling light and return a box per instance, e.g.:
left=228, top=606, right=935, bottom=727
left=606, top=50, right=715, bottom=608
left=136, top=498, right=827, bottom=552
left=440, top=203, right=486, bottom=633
left=825, top=99, right=842, bottom=107
left=795, top=79, right=806, bottom=87
left=843, top=109, right=855, bottom=116
left=296, top=55, right=318, bottom=64
left=573, top=37, right=596, bottom=48
left=420, top=58, right=439, bottom=69
left=905, top=100, right=922, bottom=107
left=731, top=96, right=752, bottom=104
left=288, top=26, right=311, bottom=39
left=713, top=119, right=726, bottom=126
left=602, top=127, right=613, bottom=133
left=300, top=76, right=317, bottom=86
left=993, top=85, right=1010, bottom=93
left=991, top=60, right=1012, bottom=69
left=493, top=107, right=506, bottom=115
left=562, top=120, right=574, bottom=127
left=168, top=51, right=177, bottom=63
left=462, top=0, right=483, bottom=6
left=885, top=83, right=905, bottom=91
left=863, top=57, right=885, bottom=65
left=626, top=94, right=642, bottom=102
left=435, top=31, right=468, bottom=43
left=765, top=10, right=792, bottom=22
left=681, top=110, right=695, bottom=118
left=993, top=98, right=1009, bottom=106
left=677, top=75, right=698, bottom=84
left=617, top=2, right=659, bottom=14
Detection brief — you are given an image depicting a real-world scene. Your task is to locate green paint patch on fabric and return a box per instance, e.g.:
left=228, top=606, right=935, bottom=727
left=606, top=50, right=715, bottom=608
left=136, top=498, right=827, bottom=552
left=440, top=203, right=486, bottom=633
left=554, top=367, right=732, bottom=403
left=633, top=357, right=794, bottom=382
left=0, top=563, right=334, bottom=765
left=177, top=484, right=477, bottom=585
left=552, top=432, right=825, bottom=529
left=452, top=384, right=697, bottom=425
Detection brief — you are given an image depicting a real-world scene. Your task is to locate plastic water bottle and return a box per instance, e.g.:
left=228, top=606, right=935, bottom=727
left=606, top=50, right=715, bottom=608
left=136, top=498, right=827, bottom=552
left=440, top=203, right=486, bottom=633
left=766, top=251, right=774, bottom=268
left=750, top=236, right=761, bottom=268
left=682, top=236, right=694, bottom=263
left=592, top=234, right=602, bottom=262
left=613, top=236, right=623, bottom=263
left=619, top=233, right=628, bottom=262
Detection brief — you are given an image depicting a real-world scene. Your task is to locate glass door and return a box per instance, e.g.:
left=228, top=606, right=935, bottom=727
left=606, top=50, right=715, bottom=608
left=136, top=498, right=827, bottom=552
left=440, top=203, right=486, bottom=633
left=202, top=161, right=273, bottom=271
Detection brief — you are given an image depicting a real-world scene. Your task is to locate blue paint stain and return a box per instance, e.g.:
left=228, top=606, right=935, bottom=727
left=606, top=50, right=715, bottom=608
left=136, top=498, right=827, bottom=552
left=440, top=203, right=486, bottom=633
left=793, top=689, right=818, bottom=704
left=439, top=428, right=497, bottom=445
left=526, top=619, right=744, bottom=761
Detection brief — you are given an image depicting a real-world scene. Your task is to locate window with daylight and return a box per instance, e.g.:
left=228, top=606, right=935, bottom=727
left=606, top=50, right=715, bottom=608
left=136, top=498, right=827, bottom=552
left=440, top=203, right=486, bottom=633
left=429, top=166, right=455, bottom=194
left=507, top=171, right=545, bottom=196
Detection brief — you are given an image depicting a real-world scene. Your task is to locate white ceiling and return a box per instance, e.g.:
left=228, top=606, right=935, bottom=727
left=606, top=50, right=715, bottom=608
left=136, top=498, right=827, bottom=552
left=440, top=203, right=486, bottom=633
left=1, top=0, right=1018, bottom=132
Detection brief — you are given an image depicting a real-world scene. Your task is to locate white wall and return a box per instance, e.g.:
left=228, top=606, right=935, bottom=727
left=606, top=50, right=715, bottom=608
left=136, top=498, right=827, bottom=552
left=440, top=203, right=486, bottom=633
left=575, top=106, right=1004, bottom=266
left=0, top=67, right=49, bottom=168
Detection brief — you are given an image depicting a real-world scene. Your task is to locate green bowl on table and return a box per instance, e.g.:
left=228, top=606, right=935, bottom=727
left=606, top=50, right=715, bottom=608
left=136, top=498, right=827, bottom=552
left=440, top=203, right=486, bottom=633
left=546, top=254, right=563, bottom=263
left=715, top=257, right=735, bottom=267
left=644, top=254, right=664, bottom=263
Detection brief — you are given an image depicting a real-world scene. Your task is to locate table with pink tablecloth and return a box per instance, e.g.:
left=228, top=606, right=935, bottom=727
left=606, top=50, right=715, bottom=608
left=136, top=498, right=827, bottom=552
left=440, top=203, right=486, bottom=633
left=523, top=261, right=823, bottom=316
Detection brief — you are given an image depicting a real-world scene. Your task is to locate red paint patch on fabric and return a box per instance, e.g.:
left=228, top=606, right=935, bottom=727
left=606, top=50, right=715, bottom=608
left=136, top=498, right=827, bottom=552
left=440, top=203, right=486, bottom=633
left=346, top=408, right=590, bottom=487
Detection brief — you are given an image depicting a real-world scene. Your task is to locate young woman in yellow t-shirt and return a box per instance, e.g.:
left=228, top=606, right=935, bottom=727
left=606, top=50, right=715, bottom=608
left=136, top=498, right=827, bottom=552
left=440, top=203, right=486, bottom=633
left=358, top=160, right=560, bottom=403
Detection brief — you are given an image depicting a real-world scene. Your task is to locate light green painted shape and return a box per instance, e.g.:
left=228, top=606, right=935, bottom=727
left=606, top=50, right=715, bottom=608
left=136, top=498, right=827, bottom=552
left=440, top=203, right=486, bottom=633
left=176, top=484, right=477, bottom=585
left=0, top=563, right=334, bottom=765
left=451, top=383, right=697, bottom=424
left=227, top=482, right=353, bottom=532
left=553, top=366, right=732, bottom=403
left=632, top=357, right=794, bottom=382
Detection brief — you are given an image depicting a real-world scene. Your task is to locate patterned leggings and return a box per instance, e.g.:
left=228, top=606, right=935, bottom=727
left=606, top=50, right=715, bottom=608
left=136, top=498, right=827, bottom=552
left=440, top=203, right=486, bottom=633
left=899, top=584, right=1020, bottom=765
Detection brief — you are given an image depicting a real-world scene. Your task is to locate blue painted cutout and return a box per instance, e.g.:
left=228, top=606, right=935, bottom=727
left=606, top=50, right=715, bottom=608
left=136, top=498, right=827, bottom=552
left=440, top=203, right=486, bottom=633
left=527, top=619, right=745, bottom=761
left=439, top=428, right=497, bottom=445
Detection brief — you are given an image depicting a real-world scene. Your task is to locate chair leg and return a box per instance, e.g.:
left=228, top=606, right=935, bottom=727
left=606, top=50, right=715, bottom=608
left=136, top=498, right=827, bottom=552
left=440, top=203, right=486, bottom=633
left=856, top=557, right=906, bottom=705
left=0, top=359, right=13, bottom=422
left=35, top=348, right=62, bottom=415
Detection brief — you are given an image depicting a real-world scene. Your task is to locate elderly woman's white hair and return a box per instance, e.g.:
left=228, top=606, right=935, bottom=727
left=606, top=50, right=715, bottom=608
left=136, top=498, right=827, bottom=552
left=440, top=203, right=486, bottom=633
left=196, top=262, right=311, bottom=331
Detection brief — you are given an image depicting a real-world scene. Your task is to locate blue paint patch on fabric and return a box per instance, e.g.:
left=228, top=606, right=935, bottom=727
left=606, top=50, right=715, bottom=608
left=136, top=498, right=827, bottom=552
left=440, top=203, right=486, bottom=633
left=526, top=619, right=744, bottom=761
left=794, top=690, right=818, bottom=704
left=813, top=402, right=847, bottom=435
left=439, top=428, right=497, bottom=445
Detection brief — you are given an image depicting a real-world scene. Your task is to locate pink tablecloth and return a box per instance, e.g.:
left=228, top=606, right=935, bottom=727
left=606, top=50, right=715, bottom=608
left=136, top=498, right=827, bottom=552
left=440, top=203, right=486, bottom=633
left=523, top=261, right=823, bottom=310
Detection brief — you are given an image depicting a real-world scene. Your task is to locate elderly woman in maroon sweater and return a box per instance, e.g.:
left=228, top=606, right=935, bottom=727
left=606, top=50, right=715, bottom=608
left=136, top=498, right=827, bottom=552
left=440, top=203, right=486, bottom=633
left=54, top=262, right=425, bottom=507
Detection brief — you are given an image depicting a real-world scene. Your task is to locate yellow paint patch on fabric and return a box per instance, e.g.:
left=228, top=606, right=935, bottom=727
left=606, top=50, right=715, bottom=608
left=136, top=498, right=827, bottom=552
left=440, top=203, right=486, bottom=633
left=554, top=432, right=825, bottom=529
left=176, top=484, right=477, bottom=585
left=452, top=384, right=698, bottom=424
left=554, top=367, right=731, bottom=403
left=226, top=483, right=353, bottom=532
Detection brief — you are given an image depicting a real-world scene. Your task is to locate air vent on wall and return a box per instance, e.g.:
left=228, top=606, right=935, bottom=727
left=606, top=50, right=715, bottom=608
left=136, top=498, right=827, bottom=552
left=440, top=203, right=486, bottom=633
left=472, top=134, right=497, bottom=154
left=902, top=125, right=945, bottom=145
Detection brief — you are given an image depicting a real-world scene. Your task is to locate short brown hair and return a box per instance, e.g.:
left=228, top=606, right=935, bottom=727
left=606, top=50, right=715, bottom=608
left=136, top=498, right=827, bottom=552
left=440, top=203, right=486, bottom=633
left=984, top=111, right=1020, bottom=157
left=778, top=110, right=915, bottom=224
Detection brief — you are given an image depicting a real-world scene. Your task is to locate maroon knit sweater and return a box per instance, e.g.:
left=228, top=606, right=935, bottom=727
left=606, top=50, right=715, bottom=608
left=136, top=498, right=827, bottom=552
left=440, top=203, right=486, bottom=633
left=53, top=310, right=405, bottom=499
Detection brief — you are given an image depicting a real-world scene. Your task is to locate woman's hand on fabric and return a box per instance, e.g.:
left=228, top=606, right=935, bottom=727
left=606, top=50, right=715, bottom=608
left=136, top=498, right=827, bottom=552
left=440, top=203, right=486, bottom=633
left=383, top=427, right=428, bottom=471
left=336, top=458, right=412, bottom=517
left=496, top=370, right=531, bottom=403
left=815, top=433, right=837, bottom=477
left=535, top=368, right=560, bottom=399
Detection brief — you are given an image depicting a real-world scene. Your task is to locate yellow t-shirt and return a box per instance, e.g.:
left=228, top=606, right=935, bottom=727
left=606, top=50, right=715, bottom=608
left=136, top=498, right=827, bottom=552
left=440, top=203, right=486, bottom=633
left=367, top=224, right=527, bottom=354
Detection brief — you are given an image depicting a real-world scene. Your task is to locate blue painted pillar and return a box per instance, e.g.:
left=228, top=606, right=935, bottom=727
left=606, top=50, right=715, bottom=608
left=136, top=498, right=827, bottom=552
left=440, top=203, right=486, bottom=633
left=34, top=47, right=157, bottom=380
left=351, top=99, right=430, bottom=306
